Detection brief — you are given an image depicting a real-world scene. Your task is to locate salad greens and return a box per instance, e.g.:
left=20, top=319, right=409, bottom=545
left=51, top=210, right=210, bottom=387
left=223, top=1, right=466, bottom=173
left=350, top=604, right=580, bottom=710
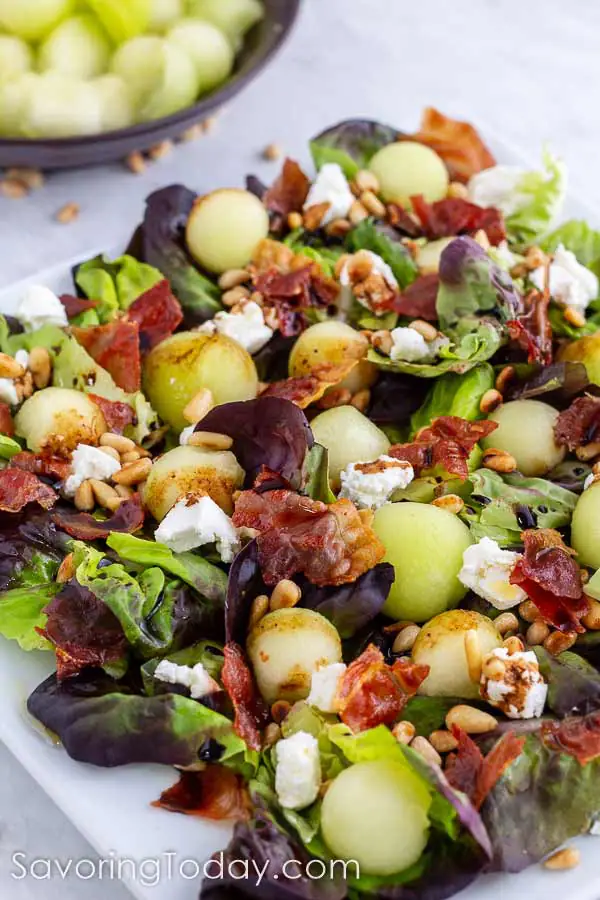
left=4, top=107, right=600, bottom=900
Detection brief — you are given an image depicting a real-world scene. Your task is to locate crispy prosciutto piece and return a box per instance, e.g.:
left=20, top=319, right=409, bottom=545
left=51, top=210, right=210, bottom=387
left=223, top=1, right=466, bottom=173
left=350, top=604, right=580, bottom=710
left=412, top=107, right=496, bottom=183
left=125, top=279, right=183, bottom=351
left=232, top=490, right=385, bottom=586
left=0, top=401, right=14, bottom=437
left=51, top=495, right=145, bottom=541
left=221, top=642, right=269, bottom=751
left=88, top=394, right=134, bottom=435
left=391, top=273, right=440, bottom=321
left=0, top=468, right=57, bottom=512
left=255, top=265, right=339, bottom=337
left=152, top=766, right=250, bottom=821
left=510, top=528, right=588, bottom=633
left=334, top=644, right=429, bottom=732
left=9, top=450, right=71, bottom=481
left=541, top=712, right=600, bottom=765
left=263, top=158, right=310, bottom=219
left=390, top=415, right=497, bottom=480
left=554, top=396, right=600, bottom=451
left=260, top=361, right=358, bottom=409
left=445, top=727, right=525, bottom=809
left=59, top=294, right=98, bottom=319
left=39, top=581, right=127, bottom=681
left=72, top=319, right=141, bottom=392
left=507, top=289, right=552, bottom=365
left=411, top=195, right=506, bottom=246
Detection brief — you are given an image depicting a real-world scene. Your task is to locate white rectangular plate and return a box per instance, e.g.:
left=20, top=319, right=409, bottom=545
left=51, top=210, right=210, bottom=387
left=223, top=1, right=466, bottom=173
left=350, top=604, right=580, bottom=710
left=1, top=135, right=600, bottom=900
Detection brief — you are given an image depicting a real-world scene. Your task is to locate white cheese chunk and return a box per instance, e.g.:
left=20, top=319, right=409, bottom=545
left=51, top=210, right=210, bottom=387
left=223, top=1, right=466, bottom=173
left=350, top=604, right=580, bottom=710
left=303, top=163, right=354, bottom=226
left=389, top=326, right=448, bottom=363
left=63, top=443, right=121, bottom=497
left=530, top=243, right=599, bottom=313
left=339, top=455, right=414, bottom=509
left=179, top=424, right=197, bottom=446
left=154, top=659, right=219, bottom=699
left=0, top=379, right=19, bottom=406
left=15, top=285, right=68, bottom=332
left=14, top=349, right=29, bottom=369
left=468, top=165, right=528, bottom=217
left=480, top=647, right=547, bottom=719
left=306, top=662, right=347, bottom=713
left=458, top=537, right=527, bottom=610
left=339, top=251, right=398, bottom=289
left=584, top=472, right=597, bottom=491
left=275, top=731, right=321, bottom=810
left=198, top=301, right=273, bottom=354
left=155, top=495, right=240, bottom=561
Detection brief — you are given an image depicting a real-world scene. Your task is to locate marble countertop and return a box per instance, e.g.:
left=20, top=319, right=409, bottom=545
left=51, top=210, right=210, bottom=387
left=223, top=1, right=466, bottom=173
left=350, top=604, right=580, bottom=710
left=2, top=0, right=600, bottom=895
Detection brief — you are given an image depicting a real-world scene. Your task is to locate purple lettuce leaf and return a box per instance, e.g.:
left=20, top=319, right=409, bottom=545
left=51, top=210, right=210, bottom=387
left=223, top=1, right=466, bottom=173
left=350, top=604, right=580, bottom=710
left=534, top=646, right=600, bottom=717
left=226, top=540, right=268, bottom=645
left=299, top=563, right=395, bottom=639
left=504, top=361, right=589, bottom=403
left=0, top=510, right=69, bottom=590
left=367, top=372, right=430, bottom=428
left=200, top=397, right=314, bottom=490
left=310, top=119, right=401, bottom=179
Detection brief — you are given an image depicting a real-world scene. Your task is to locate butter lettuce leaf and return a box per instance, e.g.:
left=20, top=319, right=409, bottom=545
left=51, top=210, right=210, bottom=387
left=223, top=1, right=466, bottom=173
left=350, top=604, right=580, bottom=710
left=346, top=218, right=418, bottom=289
left=506, top=150, right=566, bottom=247
left=75, top=253, right=163, bottom=323
left=0, top=583, right=58, bottom=651
left=541, top=219, right=600, bottom=275
left=410, top=364, right=495, bottom=435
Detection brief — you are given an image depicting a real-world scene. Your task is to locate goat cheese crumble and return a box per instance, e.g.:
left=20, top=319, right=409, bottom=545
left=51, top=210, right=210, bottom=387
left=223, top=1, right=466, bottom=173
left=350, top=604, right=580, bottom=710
left=468, top=165, right=528, bottom=217
left=306, top=662, right=347, bottom=714
left=303, top=163, right=354, bottom=226
left=63, top=444, right=121, bottom=497
left=458, top=537, right=527, bottom=609
left=154, top=659, right=219, bottom=699
left=480, top=647, right=547, bottom=719
left=275, top=731, right=321, bottom=810
left=339, top=250, right=398, bottom=289
left=0, top=350, right=30, bottom=406
left=530, top=243, right=599, bottom=313
left=389, top=326, right=449, bottom=363
left=155, top=495, right=240, bottom=561
left=199, top=301, right=273, bottom=354
left=339, top=456, right=414, bottom=509
left=15, top=285, right=69, bottom=332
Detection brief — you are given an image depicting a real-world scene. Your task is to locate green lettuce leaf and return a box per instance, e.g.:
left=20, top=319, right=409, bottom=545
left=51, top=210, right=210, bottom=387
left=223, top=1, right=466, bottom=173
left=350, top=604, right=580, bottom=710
left=534, top=647, right=600, bottom=717
left=410, top=364, right=495, bottom=435
left=141, top=639, right=224, bottom=695
left=548, top=303, right=600, bottom=338
left=540, top=219, right=600, bottom=275
left=0, top=434, right=22, bottom=458
left=346, top=218, right=418, bottom=289
left=0, top=584, right=58, bottom=651
left=283, top=230, right=344, bottom=278
left=310, top=119, right=399, bottom=180
left=75, top=254, right=163, bottom=323
left=506, top=150, right=566, bottom=247
left=302, top=444, right=336, bottom=503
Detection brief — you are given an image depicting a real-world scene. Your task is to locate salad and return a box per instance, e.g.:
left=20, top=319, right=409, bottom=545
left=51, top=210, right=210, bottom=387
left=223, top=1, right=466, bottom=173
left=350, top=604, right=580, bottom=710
left=0, top=0, right=263, bottom=138
left=2, top=107, right=600, bottom=899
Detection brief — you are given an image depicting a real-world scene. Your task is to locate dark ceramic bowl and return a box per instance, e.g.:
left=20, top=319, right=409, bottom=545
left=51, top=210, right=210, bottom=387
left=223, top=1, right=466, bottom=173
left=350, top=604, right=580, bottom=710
left=0, top=0, right=301, bottom=170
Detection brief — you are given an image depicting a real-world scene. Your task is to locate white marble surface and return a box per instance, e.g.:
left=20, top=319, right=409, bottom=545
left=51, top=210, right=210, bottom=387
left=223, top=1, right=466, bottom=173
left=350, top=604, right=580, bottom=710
left=2, top=0, right=600, bottom=896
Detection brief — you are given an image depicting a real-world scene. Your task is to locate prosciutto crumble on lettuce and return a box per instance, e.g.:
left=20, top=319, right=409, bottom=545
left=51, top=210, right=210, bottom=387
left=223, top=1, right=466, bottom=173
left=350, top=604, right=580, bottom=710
left=4, top=107, right=600, bottom=900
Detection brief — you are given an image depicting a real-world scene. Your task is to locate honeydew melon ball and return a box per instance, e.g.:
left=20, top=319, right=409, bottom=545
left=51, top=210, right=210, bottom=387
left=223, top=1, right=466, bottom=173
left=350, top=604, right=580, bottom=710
left=93, top=74, right=134, bottom=131
left=14, top=387, right=107, bottom=454
left=149, top=0, right=183, bottom=31
left=38, top=14, right=112, bottom=79
left=0, top=73, right=37, bottom=137
left=0, top=36, right=33, bottom=82
left=0, top=0, right=74, bottom=42
left=86, top=0, right=150, bottom=43
left=373, top=502, right=472, bottom=622
left=168, top=19, right=234, bottom=93
left=310, top=406, right=390, bottom=490
left=186, top=189, right=270, bottom=274
left=23, top=73, right=102, bottom=138
left=288, top=321, right=377, bottom=395
left=481, top=399, right=565, bottom=477
left=368, top=141, right=449, bottom=206
left=321, top=760, right=430, bottom=876
left=187, top=0, right=264, bottom=46
left=571, top=482, right=600, bottom=569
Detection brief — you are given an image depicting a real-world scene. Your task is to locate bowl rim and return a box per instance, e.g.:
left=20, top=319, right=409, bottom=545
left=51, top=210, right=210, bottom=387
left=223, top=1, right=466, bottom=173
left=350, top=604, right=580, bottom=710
left=0, top=0, right=302, bottom=152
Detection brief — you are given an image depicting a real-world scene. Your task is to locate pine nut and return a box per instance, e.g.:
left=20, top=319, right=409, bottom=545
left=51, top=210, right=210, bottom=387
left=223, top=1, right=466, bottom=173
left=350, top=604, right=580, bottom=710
left=360, top=190, right=386, bottom=218
left=148, top=140, right=173, bottom=161
left=0, top=178, right=28, bottom=199
left=202, top=115, right=219, bottom=134
left=263, top=142, right=282, bottom=161
left=473, top=229, right=490, bottom=250
left=271, top=700, right=291, bottom=724
left=270, top=580, right=301, bottom=611
left=74, top=480, right=95, bottom=512
left=98, top=445, right=121, bottom=463
left=480, top=389, right=503, bottom=414
left=494, top=612, right=519, bottom=635
left=392, top=624, right=421, bottom=654
left=576, top=442, right=600, bottom=462
left=20, top=371, right=34, bottom=400
left=372, top=330, right=393, bottom=355
left=392, top=721, right=416, bottom=745
left=429, top=729, right=458, bottom=753
left=581, top=568, right=590, bottom=584
left=495, top=365, right=515, bottom=393
left=353, top=170, right=380, bottom=194
left=325, top=218, right=352, bottom=238
left=582, top=598, right=600, bottom=630
left=564, top=307, right=586, bottom=329
left=447, top=181, right=469, bottom=199
left=349, top=250, right=373, bottom=281
left=446, top=705, right=497, bottom=735
left=56, top=552, right=75, bottom=584
left=349, top=200, right=369, bottom=225
left=525, top=246, right=547, bottom=269
left=287, top=211, right=303, bottom=230
left=7, top=167, right=44, bottom=190
left=303, top=203, right=330, bottom=231
left=482, top=448, right=517, bottom=473
left=526, top=619, right=550, bottom=646
left=100, top=433, right=136, bottom=453
left=519, top=599, right=540, bottom=623
left=221, top=285, right=250, bottom=307
left=125, top=151, right=147, bottom=174
left=188, top=431, right=234, bottom=451
left=409, top=319, right=439, bottom=341
left=411, top=735, right=442, bottom=766
left=543, top=630, right=577, bottom=656
left=317, top=388, right=352, bottom=410
left=105, top=496, right=125, bottom=512
left=503, top=635, right=525, bottom=654
left=55, top=202, right=80, bottom=224
left=263, top=723, right=281, bottom=748
left=120, top=450, right=141, bottom=464
left=112, top=457, right=152, bottom=486
left=218, top=269, right=250, bottom=291
left=183, top=388, right=214, bottom=425
left=180, top=124, right=204, bottom=142
left=0, top=352, right=25, bottom=379
left=482, top=656, right=506, bottom=678
left=432, top=494, right=464, bottom=515
left=114, top=484, right=134, bottom=500
left=543, top=847, right=580, bottom=870
left=350, top=389, right=371, bottom=413
left=464, top=629, right=483, bottom=683
left=134, top=445, right=152, bottom=459
left=249, top=594, right=269, bottom=629
left=89, top=479, right=120, bottom=508
left=28, top=346, right=52, bottom=388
